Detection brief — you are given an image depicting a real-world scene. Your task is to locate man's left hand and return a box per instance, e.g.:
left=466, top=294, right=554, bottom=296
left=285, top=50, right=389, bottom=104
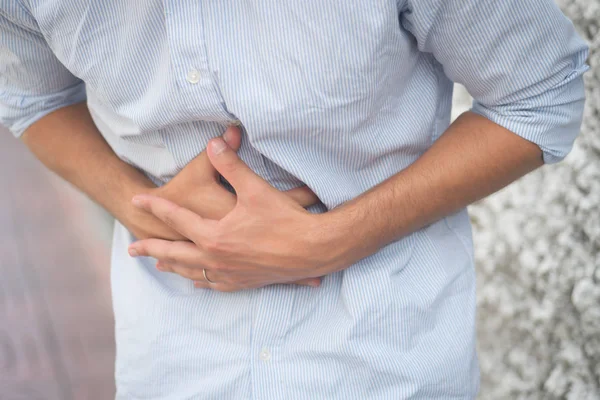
left=127, top=136, right=352, bottom=291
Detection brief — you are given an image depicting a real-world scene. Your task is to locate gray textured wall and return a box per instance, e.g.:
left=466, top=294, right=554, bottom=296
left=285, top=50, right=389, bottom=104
left=451, top=1, right=600, bottom=398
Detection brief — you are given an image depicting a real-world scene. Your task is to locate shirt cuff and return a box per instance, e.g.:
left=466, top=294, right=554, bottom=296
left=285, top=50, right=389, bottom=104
left=0, top=81, right=87, bottom=137
left=470, top=67, right=588, bottom=164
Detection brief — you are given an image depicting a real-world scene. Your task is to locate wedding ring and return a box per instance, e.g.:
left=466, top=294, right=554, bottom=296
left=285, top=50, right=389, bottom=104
left=203, top=268, right=216, bottom=284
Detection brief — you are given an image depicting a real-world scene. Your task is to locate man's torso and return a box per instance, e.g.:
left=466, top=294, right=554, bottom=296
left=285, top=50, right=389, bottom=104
left=20, top=2, right=479, bottom=398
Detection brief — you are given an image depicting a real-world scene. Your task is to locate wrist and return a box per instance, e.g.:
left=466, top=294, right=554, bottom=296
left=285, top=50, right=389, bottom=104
left=308, top=210, right=359, bottom=273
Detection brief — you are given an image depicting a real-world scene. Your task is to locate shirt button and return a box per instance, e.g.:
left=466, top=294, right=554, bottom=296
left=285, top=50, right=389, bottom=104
left=259, top=348, right=271, bottom=362
left=186, top=69, right=200, bottom=84
left=229, top=119, right=241, bottom=126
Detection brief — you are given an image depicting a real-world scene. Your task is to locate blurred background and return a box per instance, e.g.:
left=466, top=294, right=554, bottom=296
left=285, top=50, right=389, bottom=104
left=453, top=0, right=599, bottom=398
left=0, top=129, right=115, bottom=398
left=0, top=0, right=598, bottom=399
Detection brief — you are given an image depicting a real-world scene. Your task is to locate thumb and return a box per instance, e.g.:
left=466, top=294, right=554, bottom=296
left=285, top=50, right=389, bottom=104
left=207, top=137, right=271, bottom=195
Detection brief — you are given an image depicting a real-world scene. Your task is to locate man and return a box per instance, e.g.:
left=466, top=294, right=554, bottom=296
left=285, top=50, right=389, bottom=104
left=0, top=0, right=588, bottom=398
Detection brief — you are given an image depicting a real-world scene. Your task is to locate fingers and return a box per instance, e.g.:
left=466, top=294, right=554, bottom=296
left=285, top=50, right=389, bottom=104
left=131, top=195, right=213, bottom=242
left=191, top=276, right=322, bottom=291
left=210, top=128, right=320, bottom=208
left=207, top=136, right=272, bottom=196
left=157, top=263, right=225, bottom=291
left=129, top=238, right=207, bottom=266
left=155, top=262, right=322, bottom=291
left=187, top=181, right=237, bottom=220
left=222, top=126, right=242, bottom=151
left=284, top=186, right=321, bottom=208
left=157, top=262, right=207, bottom=281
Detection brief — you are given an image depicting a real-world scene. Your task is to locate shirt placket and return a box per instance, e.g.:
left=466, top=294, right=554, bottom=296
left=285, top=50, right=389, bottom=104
left=163, top=0, right=230, bottom=121
left=250, top=285, right=299, bottom=400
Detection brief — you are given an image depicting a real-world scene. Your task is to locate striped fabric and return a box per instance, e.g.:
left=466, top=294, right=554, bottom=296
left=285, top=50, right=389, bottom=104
left=0, top=1, right=589, bottom=399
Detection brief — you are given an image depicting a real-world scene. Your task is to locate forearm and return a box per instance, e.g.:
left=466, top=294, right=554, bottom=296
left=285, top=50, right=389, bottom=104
left=326, top=111, right=544, bottom=264
left=21, top=102, right=179, bottom=239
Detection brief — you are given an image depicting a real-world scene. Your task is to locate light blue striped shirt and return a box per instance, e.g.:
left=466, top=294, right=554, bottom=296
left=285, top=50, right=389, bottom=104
left=1, top=1, right=588, bottom=398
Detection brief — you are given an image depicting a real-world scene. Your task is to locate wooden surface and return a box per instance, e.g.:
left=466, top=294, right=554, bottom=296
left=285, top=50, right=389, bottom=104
left=0, top=129, right=116, bottom=399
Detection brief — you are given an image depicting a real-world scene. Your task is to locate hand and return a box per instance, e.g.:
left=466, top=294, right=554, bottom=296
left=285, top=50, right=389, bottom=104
left=128, top=135, right=350, bottom=292
left=154, top=127, right=319, bottom=220
left=127, top=127, right=319, bottom=240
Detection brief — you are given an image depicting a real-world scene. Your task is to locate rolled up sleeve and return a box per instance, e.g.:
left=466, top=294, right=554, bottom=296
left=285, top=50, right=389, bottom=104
left=0, top=4, right=85, bottom=137
left=401, top=0, right=589, bottom=164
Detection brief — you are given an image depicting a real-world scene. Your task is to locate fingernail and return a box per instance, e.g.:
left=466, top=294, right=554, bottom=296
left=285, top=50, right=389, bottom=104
left=223, top=128, right=233, bottom=143
left=309, top=280, right=320, bottom=287
left=129, top=248, right=139, bottom=257
left=211, top=138, right=227, bottom=155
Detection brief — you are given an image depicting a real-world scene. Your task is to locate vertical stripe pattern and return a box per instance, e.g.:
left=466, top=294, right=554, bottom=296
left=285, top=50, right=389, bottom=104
left=0, top=0, right=589, bottom=399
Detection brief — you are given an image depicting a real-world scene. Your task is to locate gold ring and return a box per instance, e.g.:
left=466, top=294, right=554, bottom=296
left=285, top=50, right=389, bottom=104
left=203, top=268, right=216, bottom=284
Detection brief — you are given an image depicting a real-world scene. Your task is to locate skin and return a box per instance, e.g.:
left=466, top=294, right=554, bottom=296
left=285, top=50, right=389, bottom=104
left=21, top=102, right=321, bottom=287
left=128, top=111, right=544, bottom=291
